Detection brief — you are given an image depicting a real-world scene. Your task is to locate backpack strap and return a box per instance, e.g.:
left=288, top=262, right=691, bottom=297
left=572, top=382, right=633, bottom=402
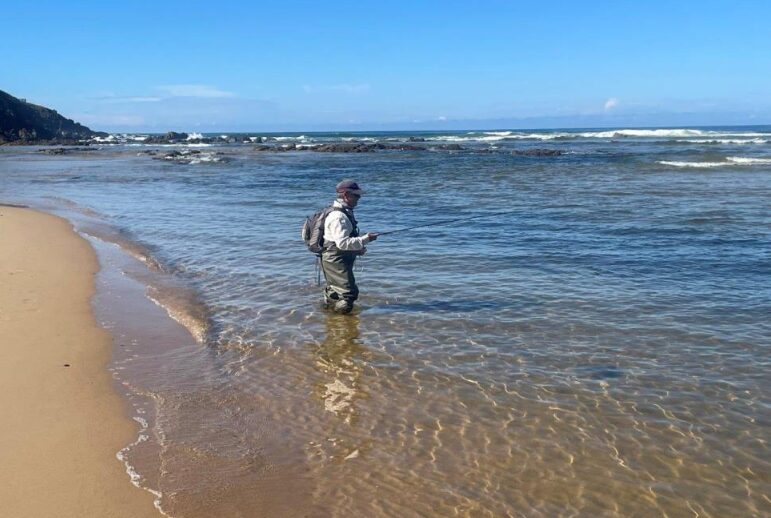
left=336, top=206, right=359, bottom=237
left=322, top=206, right=360, bottom=252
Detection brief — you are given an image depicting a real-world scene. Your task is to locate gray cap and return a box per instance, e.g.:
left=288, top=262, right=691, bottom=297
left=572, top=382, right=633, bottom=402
left=336, top=179, right=364, bottom=195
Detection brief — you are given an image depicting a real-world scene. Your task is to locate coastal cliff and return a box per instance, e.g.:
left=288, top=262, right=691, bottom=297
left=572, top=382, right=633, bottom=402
left=0, top=89, right=106, bottom=144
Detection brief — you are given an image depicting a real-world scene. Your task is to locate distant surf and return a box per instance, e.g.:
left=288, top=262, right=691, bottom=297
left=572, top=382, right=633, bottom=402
left=659, top=156, right=771, bottom=168
left=86, top=127, right=771, bottom=146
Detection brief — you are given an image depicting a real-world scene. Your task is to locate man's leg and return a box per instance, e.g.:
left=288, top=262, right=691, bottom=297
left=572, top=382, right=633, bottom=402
left=321, top=254, right=358, bottom=313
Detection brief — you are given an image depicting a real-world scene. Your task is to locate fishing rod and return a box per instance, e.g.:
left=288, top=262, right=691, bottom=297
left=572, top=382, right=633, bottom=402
left=377, top=209, right=524, bottom=236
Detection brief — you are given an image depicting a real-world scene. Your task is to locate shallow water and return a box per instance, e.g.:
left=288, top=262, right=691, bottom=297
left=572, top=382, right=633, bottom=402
left=1, top=127, right=770, bottom=516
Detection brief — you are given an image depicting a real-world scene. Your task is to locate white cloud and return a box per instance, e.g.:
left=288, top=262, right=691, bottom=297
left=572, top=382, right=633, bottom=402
left=604, top=97, right=620, bottom=111
left=125, top=96, right=163, bottom=103
left=437, top=116, right=447, bottom=121
left=88, top=93, right=162, bottom=103
left=156, top=84, right=235, bottom=98
left=110, top=96, right=163, bottom=103
left=332, top=83, right=369, bottom=93
left=303, top=83, right=370, bottom=94
left=76, top=114, right=146, bottom=126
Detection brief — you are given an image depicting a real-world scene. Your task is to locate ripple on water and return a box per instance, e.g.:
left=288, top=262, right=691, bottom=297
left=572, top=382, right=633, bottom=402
left=1, top=135, right=769, bottom=516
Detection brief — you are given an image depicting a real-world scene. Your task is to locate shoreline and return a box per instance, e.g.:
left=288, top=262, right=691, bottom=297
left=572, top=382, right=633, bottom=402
left=0, top=206, right=160, bottom=517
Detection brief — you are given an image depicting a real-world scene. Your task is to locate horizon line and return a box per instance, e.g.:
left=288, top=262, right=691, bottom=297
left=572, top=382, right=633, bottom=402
left=97, top=122, right=771, bottom=135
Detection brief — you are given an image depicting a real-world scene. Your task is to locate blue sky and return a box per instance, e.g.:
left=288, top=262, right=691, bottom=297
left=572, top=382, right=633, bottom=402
left=3, top=1, right=770, bottom=131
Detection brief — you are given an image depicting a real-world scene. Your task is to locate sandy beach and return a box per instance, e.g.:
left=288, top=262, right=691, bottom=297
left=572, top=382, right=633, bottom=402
left=0, top=206, right=159, bottom=517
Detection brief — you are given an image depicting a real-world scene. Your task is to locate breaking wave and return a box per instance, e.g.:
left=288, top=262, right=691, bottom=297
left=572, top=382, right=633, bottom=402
left=92, top=134, right=149, bottom=143
left=658, top=156, right=771, bottom=168
left=673, top=138, right=769, bottom=145
left=431, top=128, right=771, bottom=143
left=581, top=129, right=771, bottom=139
left=726, top=156, right=771, bottom=164
left=89, top=128, right=771, bottom=147
left=658, top=161, right=728, bottom=168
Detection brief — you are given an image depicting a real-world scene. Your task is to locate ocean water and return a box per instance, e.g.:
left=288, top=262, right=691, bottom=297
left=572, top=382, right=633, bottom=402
left=1, top=127, right=769, bottom=517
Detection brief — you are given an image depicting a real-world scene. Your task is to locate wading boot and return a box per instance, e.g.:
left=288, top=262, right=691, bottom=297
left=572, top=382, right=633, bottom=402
left=333, top=299, right=353, bottom=314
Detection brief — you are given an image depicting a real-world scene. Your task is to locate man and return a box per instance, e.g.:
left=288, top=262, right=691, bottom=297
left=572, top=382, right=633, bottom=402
left=321, top=179, right=378, bottom=314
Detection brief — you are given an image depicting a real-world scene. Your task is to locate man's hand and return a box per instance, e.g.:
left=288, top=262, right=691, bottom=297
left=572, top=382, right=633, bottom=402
left=366, top=232, right=379, bottom=241
left=357, top=247, right=367, bottom=256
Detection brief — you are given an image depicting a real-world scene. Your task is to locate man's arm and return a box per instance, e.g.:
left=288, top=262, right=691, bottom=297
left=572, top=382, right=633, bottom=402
left=325, top=212, right=371, bottom=251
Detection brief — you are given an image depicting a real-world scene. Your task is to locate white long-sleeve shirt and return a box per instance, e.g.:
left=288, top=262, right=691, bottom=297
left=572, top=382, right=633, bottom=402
left=323, top=199, right=371, bottom=251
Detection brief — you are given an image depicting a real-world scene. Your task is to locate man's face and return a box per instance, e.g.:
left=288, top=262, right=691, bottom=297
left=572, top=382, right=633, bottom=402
left=343, top=191, right=361, bottom=208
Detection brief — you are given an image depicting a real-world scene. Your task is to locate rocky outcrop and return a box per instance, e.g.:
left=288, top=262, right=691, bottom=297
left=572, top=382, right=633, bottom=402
left=511, top=148, right=563, bottom=156
left=141, top=133, right=262, bottom=145
left=435, top=143, right=464, bottom=151
left=155, top=149, right=229, bottom=164
left=37, top=147, right=96, bottom=155
left=253, top=142, right=457, bottom=153
left=312, top=142, right=427, bottom=152
left=142, top=131, right=189, bottom=144
left=0, top=89, right=106, bottom=144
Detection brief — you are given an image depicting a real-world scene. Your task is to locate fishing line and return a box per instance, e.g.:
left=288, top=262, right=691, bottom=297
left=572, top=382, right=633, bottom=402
left=377, top=209, right=524, bottom=236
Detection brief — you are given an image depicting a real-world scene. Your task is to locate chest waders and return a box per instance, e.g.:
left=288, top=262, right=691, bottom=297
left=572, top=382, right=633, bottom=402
left=321, top=206, right=360, bottom=313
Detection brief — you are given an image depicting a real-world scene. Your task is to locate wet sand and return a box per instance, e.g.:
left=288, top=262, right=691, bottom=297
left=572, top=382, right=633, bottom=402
left=0, top=206, right=159, bottom=517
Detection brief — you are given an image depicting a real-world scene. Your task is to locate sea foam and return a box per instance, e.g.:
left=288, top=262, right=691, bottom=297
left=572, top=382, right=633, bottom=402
left=727, top=156, right=771, bottom=164
left=116, top=416, right=168, bottom=516
left=592, top=129, right=771, bottom=139
left=658, top=156, right=771, bottom=168
left=658, top=160, right=728, bottom=168
left=430, top=128, right=771, bottom=142
left=585, top=129, right=706, bottom=138
left=92, top=134, right=149, bottom=143
left=675, top=138, right=769, bottom=145
left=274, top=135, right=308, bottom=142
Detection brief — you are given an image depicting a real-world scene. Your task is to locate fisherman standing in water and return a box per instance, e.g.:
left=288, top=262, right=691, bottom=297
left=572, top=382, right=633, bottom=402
left=321, top=180, right=378, bottom=314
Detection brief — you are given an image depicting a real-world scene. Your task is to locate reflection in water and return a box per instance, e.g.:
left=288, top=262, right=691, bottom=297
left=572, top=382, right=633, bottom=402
left=369, top=298, right=508, bottom=313
left=311, top=314, right=369, bottom=425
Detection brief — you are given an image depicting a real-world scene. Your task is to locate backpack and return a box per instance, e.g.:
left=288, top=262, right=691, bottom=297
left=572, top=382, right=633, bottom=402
left=301, top=206, right=339, bottom=255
